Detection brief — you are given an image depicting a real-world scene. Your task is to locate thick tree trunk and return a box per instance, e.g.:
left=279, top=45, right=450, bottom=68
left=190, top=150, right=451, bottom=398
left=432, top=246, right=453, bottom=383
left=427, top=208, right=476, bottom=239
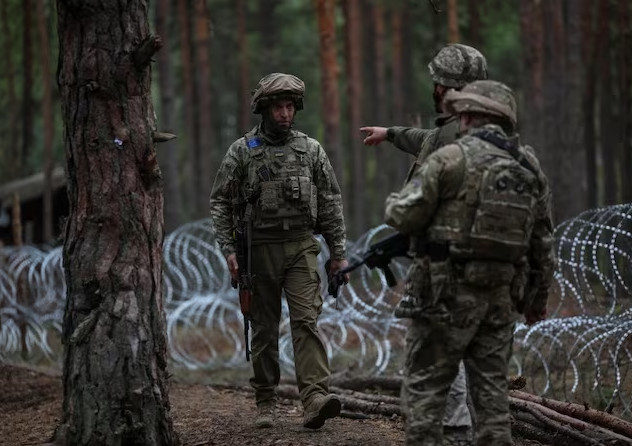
left=36, top=0, right=55, bottom=243
left=155, top=0, right=184, bottom=233
left=56, top=1, right=178, bottom=444
left=343, top=0, right=365, bottom=237
left=315, top=0, right=344, bottom=182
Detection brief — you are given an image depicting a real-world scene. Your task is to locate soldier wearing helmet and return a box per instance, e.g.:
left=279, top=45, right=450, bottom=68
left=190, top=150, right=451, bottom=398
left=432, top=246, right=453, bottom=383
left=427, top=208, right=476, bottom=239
left=210, top=73, right=348, bottom=430
left=362, top=43, right=488, bottom=443
left=385, top=80, right=555, bottom=446
left=361, top=43, right=488, bottom=171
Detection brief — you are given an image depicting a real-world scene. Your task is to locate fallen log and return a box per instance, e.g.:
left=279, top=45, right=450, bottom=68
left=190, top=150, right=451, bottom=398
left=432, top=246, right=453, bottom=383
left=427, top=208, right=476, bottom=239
left=511, top=390, right=632, bottom=439
left=510, top=397, right=632, bottom=445
left=330, top=386, right=401, bottom=405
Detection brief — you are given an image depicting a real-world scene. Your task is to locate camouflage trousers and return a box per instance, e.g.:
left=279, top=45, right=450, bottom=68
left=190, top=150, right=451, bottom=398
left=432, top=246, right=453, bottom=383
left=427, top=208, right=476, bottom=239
left=249, top=236, right=331, bottom=409
left=400, top=259, right=518, bottom=446
left=396, top=259, right=473, bottom=436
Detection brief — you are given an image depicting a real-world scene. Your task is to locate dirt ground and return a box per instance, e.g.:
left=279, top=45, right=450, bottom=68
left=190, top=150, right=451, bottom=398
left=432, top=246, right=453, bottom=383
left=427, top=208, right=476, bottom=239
left=0, top=363, right=542, bottom=446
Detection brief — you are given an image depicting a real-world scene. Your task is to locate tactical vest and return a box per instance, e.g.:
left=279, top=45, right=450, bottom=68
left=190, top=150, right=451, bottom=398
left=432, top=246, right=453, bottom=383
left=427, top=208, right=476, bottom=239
left=426, top=134, right=539, bottom=263
left=242, top=130, right=317, bottom=231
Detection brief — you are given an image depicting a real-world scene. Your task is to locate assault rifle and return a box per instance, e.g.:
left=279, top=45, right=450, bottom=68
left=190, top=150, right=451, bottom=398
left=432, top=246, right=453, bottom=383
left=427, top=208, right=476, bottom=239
left=232, top=219, right=253, bottom=361
left=327, top=232, right=412, bottom=298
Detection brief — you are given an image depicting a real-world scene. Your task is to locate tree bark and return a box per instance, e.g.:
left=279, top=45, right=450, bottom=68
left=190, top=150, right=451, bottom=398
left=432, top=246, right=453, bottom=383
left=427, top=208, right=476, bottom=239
left=1, top=0, right=18, bottom=180
left=620, top=0, right=632, bottom=203
left=599, top=1, right=617, bottom=206
left=192, top=0, right=214, bottom=218
left=519, top=0, right=544, bottom=152
left=467, top=0, right=481, bottom=48
left=236, top=0, right=251, bottom=133
left=446, top=0, right=460, bottom=43
left=561, top=0, right=587, bottom=217
left=21, top=0, right=34, bottom=175
left=315, top=0, right=344, bottom=183
left=36, top=0, right=55, bottom=243
left=343, top=0, right=365, bottom=237
left=370, top=2, right=389, bottom=222
left=56, top=1, right=178, bottom=444
left=581, top=0, right=604, bottom=208
left=511, top=390, right=632, bottom=438
left=177, top=0, right=196, bottom=216
left=155, top=0, right=184, bottom=233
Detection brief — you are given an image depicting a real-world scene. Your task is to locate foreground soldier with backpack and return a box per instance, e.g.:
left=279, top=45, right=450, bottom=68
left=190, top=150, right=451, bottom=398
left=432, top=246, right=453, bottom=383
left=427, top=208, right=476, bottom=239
left=362, top=44, right=489, bottom=444
left=384, top=80, right=556, bottom=445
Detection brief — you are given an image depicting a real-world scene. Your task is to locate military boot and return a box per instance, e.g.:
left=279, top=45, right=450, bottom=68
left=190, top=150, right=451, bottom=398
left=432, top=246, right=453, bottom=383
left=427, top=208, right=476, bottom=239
left=254, top=404, right=276, bottom=429
left=303, top=394, right=341, bottom=429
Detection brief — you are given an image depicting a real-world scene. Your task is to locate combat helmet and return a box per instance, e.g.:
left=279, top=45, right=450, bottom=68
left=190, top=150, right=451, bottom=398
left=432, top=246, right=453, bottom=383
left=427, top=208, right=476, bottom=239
left=442, top=80, right=517, bottom=129
left=428, top=44, right=488, bottom=89
left=251, top=73, right=305, bottom=114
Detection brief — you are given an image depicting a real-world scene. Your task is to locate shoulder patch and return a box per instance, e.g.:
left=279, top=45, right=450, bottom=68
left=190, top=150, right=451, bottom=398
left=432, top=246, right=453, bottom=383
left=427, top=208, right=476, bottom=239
left=247, top=137, right=262, bottom=149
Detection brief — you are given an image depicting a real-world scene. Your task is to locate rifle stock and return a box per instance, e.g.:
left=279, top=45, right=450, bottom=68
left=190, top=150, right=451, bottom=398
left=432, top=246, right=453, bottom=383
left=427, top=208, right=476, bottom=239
left=234, top=221, right=253, bottom=361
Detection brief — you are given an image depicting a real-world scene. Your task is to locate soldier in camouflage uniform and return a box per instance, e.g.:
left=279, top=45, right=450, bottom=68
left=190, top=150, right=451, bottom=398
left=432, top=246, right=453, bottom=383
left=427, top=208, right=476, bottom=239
left=363, top=44, right=489, bottom=442
left=384, top=80, right=555, bottom=445
left=210, top=73, right=349, bottom=430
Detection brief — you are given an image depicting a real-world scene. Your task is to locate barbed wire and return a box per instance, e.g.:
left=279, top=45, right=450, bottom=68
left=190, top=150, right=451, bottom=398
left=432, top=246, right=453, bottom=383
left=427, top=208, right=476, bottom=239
left=0, top=204, right=630, bottom=414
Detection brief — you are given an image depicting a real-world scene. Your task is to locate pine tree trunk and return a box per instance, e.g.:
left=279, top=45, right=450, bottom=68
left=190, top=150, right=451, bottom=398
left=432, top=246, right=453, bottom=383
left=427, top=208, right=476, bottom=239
left=36, top=0, right=55, bottom=243
left=237, top=0, right=251, bottom=133
left=155, top=0, right=184, bottom=233
left=620, top=0, right=632, bottom=203
left=1, top=0, right=18, bottom=180
left=343, top=0, right=365, bottom=237
left=21, top=0, right=33, bottom=175
left=447, top=0, right=460, bottom=43
left=177, top=0, right=196, bottom=216
left=192, top=0, right=214, bottom=218
left=315, top=0, right=344, bottom=183
left=56, top=1, right=178, bottom=444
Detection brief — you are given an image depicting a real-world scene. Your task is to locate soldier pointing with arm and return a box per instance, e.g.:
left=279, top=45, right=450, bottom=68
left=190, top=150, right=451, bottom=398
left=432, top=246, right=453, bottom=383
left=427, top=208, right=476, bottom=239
left=385, top=80, right=555, bottom=445
left=363, top=43, right=489, bottom=443
left=210, top=73, right=349, bottom=430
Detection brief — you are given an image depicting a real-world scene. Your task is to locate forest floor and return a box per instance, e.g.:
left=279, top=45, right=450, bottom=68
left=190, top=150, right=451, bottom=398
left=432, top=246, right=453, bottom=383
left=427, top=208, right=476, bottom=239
left=0, top=363, right=545, bottom=446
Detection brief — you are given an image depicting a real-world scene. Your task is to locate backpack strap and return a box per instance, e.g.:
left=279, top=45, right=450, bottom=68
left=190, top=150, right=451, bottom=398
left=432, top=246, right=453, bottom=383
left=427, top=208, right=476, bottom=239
left=472, top=129, right=538, bottom=177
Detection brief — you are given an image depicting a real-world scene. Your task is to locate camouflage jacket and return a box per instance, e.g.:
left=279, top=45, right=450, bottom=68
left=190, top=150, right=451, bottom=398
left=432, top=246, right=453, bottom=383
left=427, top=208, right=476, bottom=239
left=385, top=124, right=555, bottom=311
left=210, top=125, right=347, bottom=260
left=387, top=115, right=460, bottom=182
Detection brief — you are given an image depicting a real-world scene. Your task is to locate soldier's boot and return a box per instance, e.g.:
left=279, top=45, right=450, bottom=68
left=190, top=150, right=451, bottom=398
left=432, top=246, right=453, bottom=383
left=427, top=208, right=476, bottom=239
left=254, top=404, right=276, bottom=429
left=303, top=394, right=341, bottom=429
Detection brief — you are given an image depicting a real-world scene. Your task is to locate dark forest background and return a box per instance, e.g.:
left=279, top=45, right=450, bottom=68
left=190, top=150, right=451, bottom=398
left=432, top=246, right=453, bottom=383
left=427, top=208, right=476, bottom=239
left=1, top=0, right=630, bottom=241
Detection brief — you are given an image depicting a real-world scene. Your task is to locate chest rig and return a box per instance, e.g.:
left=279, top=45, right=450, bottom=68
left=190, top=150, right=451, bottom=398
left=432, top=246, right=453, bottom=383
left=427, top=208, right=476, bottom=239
left=242, top=131, right=318, bottom=230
